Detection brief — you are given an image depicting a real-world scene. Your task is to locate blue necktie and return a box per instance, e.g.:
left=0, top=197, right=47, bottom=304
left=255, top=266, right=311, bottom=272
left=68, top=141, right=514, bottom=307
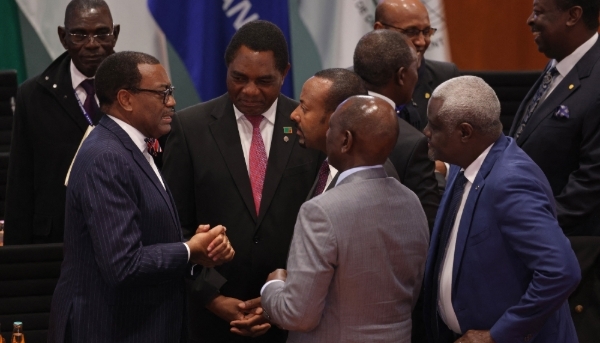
left=430, top=170, right=468, bottom=338
left=515, top=67, right=558, bottom=139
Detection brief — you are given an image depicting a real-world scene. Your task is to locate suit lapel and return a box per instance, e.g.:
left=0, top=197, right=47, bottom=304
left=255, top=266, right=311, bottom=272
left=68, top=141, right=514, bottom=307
left=256, top=97, right=297, bottom=226
left=451, top=135, right=509, bottom=288
left=208, top=96, right=257, bottom=221
left=38, top=52, right=90, bottom=133
left=100, top=116, right=179, bottom=228
left=509, top=64, right=549, bottom=136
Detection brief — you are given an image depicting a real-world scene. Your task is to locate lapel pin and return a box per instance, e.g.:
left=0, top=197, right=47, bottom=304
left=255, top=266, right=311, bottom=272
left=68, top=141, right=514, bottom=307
left=568, top=84, right=574, bottom=90
left=475, top=185, right=480, bottom=190
left=425, top=93, right=431, bottom=99
left=283, top=127, right=293, bottom=134
left=283, top=136, right=289, bottom=142
left=53, top=84, right=57, bottom=88
left=45, top=76, right=49, bottom=80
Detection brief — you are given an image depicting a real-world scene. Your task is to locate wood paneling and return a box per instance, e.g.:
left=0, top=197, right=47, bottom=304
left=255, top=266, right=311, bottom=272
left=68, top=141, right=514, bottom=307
left=445, top=0, right=548, bottom=70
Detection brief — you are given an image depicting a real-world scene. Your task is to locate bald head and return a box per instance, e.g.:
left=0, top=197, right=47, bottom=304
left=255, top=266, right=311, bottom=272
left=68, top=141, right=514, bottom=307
left=326, top=96, right=399, bottom=172
left=374, top=0, right=432, bottom=62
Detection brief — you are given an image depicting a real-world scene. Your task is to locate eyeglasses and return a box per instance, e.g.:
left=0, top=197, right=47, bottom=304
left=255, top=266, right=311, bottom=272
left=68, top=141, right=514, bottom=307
left=380, top=22, right=437, bottom=38
left=67, top=29, right=115, bottom=45
left=129, top=85, right=175, bottom=104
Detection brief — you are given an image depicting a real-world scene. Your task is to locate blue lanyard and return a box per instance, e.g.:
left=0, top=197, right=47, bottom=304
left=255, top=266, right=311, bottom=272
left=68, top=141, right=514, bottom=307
left=74, top=90, right=95, bottom=126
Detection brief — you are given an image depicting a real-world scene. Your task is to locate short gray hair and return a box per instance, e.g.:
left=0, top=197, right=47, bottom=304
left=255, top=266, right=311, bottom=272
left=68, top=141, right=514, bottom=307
left=430, top=76, right=502, bottom=137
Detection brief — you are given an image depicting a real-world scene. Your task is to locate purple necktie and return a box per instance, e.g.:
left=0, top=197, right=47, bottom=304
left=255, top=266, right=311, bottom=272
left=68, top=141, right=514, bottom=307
left=79, top=79, right=99, bottom=124
left=313, top=160, right=330, bottom=196
left=245, top=115, right=267, bottom=215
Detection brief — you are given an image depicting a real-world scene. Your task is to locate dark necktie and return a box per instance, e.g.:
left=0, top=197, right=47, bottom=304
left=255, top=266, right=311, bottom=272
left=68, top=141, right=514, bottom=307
left=245, top=115, right=267, bottom=215
left=79, top=79, right=100, bottom=125
left=313, top=160, right=330, bottom=197
left=515, top=67, right=558, bottom=139
left=430, top=170, right=468, bottom=338
left=144, top=138, right=162, bottom=157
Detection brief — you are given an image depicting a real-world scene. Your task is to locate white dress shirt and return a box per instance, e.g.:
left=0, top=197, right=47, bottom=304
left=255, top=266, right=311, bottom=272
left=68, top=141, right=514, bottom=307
left=234, top=99, right=278, bottom=171
left=438, top=143, right=493, bottom=334
left=542, top=33, right=598, bottom=103
left=325, top=164, right=338, bottom=190
left=70, top=60, right=99, bottom=109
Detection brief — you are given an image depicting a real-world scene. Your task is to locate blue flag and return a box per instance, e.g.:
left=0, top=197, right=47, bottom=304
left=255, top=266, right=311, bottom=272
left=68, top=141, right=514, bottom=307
left=148, top=0, right=293, bottom=101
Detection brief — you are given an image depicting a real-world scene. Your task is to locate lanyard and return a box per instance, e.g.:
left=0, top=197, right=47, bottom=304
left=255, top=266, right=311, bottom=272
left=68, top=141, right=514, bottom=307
left=74, top=90, right=95, bottom=127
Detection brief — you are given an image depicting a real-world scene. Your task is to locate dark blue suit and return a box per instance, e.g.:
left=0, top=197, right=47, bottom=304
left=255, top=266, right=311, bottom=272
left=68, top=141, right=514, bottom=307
left=48, top=116, right=190, bottom=342
left=423, top=135, right=580, bottom=343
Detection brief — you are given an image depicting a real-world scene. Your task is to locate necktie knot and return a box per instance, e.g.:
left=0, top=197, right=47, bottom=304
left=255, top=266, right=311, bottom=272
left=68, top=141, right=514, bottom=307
left=245, top=115, right=264, bottom=129
left=144, top=138, right=162, bottom=157
left=79, top=78, right=95, bottom=96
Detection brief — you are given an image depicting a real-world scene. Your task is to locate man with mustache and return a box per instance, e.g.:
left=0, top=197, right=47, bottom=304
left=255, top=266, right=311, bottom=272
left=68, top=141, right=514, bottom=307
left=162, top=20, right=322, bottom=342
left=48, top=51, right=235, bottom=342
left=509, top=0, right=600, bottom=238
left=5, top=0, right=119, bottom=244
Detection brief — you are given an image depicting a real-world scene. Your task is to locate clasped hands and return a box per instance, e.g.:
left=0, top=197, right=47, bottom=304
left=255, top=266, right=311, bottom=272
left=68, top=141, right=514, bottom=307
left=187, top=224, right=235, bottom=267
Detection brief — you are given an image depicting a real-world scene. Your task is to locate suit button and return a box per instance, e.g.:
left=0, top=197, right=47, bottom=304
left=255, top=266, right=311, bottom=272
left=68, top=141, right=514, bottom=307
left=524, top=334, right=532, bottom=341
left=575, top=305, right=584, bottom=313
left=254, top=236, right=259, bottom=244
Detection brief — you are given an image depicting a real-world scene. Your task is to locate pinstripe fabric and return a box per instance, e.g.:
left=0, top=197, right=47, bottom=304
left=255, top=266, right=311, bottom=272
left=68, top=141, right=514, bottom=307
left=48, top=116, right=189, bottom=343
left=262, top=168, right=430, bottom=343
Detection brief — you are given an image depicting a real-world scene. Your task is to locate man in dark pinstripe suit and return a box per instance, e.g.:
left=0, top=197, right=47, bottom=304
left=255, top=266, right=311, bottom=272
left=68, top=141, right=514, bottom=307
left=48, top=51, right=234, bottom=343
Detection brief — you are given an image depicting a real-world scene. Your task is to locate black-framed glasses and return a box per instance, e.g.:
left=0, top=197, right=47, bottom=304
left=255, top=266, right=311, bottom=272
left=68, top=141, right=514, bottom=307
left=67, top=27, right=115, bottom=45
left=129, top=85, right=175, bottom=104
left=380, top=22, right=437, bottom=38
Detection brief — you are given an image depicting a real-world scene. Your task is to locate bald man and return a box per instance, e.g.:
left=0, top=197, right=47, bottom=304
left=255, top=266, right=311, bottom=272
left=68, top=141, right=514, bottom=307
left=259, top=96, right=430, bottom=343
left=374, top=0, right=459, bottom=131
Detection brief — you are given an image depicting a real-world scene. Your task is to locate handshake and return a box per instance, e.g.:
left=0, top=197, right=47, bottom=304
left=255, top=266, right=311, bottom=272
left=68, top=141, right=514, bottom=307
left=186, top=224, right=235, bottom=267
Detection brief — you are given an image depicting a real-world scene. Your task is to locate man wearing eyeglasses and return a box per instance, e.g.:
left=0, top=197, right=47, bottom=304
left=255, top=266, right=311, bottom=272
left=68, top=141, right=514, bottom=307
left=5, top=0, right=119, bottom=244
left=374, top=0, right=460, bottom=132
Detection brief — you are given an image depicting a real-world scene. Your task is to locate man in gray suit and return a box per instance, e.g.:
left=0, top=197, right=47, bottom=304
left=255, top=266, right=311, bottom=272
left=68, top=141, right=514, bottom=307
left=258, top=95, right=430, bottom=343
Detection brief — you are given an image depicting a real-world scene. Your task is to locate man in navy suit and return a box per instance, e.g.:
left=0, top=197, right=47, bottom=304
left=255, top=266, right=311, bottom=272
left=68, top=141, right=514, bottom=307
left=48, top=51, right=234, bottom=342
left=509, top=0, right=600, bottom=237
left=423, top=76, right=580, bottom=343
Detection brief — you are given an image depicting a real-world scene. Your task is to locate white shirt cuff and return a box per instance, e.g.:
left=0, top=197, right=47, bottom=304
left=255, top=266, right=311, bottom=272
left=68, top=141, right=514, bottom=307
left=183, top=242, right=190, bottom=262
left=260, top=280, right=285, bottom=295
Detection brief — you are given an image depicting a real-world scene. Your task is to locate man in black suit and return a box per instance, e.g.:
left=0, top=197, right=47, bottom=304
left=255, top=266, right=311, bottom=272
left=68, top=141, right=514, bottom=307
left=509, top=0, right=600, bottom=237
left=353, top=29, right=439, bottom=343
left=354, top=30, right=439, bottom=232
left=4, top=0, right=119, bottom=244
left=162, top=21, right=322, bottom=342
left=374, top=0, right=460, bottom=131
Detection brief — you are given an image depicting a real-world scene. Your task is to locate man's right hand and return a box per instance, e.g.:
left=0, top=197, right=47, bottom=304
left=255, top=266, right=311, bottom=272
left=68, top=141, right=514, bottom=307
left=206, top=296, right=271, bottom=337
left=206, top=295, right=246, bottom=322
left=187, top=224, right=234, bottom=267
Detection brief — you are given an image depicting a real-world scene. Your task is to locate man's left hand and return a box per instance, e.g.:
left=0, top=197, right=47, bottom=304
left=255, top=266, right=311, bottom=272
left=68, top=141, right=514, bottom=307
left=267, top=269, right=287, bottom=282
left=230, top=297, right=271, bottom=337
left=455, top=330, right=496, bottom=343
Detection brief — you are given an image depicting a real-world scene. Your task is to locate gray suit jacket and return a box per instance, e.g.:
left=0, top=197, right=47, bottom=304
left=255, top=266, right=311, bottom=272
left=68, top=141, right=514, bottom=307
left=262, top=167, right=430, bottom=343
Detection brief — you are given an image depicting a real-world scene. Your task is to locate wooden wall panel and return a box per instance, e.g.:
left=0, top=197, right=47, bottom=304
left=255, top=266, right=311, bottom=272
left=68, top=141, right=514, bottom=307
left=445, top=0, right=549, bottom=70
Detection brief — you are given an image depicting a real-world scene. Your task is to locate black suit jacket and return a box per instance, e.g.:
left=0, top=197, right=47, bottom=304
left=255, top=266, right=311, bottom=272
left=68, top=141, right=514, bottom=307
left=509, top=38, right=600, bottom=236
left=162, top=94, right=322, bottom=342
left=402, top=59, right=460, bottom=131
left=4, top=52, right=94, bottom=244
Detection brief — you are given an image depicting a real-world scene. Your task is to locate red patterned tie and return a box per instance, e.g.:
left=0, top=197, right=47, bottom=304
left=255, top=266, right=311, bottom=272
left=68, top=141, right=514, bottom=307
left=144, top=138, right=162, bottom=156
left=313, top=160, right=330, bottom=197
left=245, top=115, right=267, bottom=215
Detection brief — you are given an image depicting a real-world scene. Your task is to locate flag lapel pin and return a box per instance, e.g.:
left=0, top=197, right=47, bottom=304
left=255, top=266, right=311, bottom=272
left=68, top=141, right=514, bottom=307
left=283, top=127, right=293, bottom=134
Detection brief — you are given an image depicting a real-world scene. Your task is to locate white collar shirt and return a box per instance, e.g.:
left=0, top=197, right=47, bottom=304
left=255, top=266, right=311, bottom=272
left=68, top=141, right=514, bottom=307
left=335, top=165, right=384, bottom=187
left=438, top=143, right=493, bottom=334
left=234, top=99, right=278, bottom=172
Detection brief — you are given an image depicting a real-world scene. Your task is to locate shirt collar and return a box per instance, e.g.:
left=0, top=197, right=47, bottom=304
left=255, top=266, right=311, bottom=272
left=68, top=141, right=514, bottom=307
left=234, top=98, right=278, bottom=125
left=552, top=33, right=598, bottom=77
left=368, top=91, right=396, bottom=108
left=462, top=143, right=494, bottom=184
left=70, top=60, right=93, bottom=90
left=335, top=165, right=384, bottom=187
left=107, top=115, right=148, bottom=154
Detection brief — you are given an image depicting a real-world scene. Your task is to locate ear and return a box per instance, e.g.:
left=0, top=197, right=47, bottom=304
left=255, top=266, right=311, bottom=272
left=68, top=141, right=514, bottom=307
left=113, top=24, right=121, bottom=43
left=396, top=66, right=407, bottom=87
left=341, top=130, right=353, bottom=154
left=280, top=63, right=291, bottom=85
left=458, top=122, right=474, bottom=142
left=566, top=6, right=583, bottom=27
left=373, top=22, right=385, bottom=30
left=58, top=26, right=69, bottom=50
left=117, top=89, right=134, bottom=112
